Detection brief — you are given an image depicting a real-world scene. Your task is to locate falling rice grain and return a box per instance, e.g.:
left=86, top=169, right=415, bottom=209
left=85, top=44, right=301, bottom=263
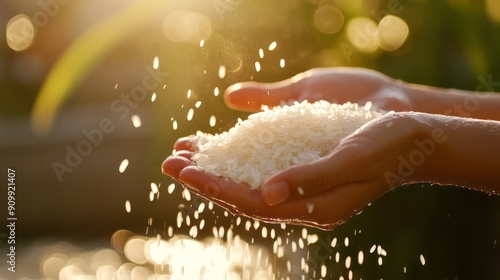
left=331, top=237, right=337, bottom=248
left=218, top=226, right=225, bottom=238
left=358, top=250, right=364, bottom=265
left=125, top=200, right=131, bottom=213
left=420, top=254, right=426, bottom=266
left=345, top=256, right=351, bottom=269
left=253, top=220, right=260, bottom=230
left=176, top=212, right=183, bottom=228
left=119, top=159, right=129, bottom=173
left=131, top=115, right=142, bottom=128
left=182, top=188, right=191, bottom=201
left=261, top=227, right=268, bottom=238
left=218, top=65, right=226, bottom=79
left=150, top=183, right=159, bottom=194
left=167, top=183, right=175, bottom=194
left=255, top=61, right=261, bottom=72
left=268, top=41, right=277, bottom=51
left=187, top=108, right=194, bottom=121
left=153, top=56, right=159, bottom=69
left=197, top=203, right=205, bottom=213
left=301, top=228, right=308, bottom=239
left=245, top=221, right=251, bottom=231
left=307, top=234, right=318, bottom=244
left=297, top=186, right=304, bottom=195
left=307, top=203, right=314, bottom=214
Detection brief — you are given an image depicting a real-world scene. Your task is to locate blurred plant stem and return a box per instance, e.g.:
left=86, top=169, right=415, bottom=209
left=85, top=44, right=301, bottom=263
left=31, top=0, right=170, bottom=135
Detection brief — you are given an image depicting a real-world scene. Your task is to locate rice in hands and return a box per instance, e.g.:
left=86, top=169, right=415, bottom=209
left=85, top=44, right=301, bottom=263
left=190, top=100, right=385, bottom=189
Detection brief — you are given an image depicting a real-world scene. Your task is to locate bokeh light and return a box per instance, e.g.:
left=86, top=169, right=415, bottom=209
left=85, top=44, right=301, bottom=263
left=6, top=14, right=35, bottom=51
left=486, top=0, right=500, bottom=22
left=378, top=15, right=409, bottom=52
left=38, top=232, right=274, bottom=279
left=124, top=236, right=148, bottom=265
left=346, top=17, right=380, bottom=53
left=314, top=5, right=345, bottom=34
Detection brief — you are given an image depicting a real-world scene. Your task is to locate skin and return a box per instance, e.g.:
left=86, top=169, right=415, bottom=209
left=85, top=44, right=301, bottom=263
left=162, top=67, right=500, bottom=230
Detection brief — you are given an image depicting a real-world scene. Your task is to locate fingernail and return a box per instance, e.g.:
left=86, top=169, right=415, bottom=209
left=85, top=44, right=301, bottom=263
left=262, top=181, right=289, bottom=206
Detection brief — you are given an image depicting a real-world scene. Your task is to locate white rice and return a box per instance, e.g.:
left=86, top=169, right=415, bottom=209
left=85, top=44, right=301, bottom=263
left=190, top=100, right=385, bottom=189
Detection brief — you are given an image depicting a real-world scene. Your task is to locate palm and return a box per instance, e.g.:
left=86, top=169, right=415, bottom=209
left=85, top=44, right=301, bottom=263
left=162, top=138, right=364, bottom=230
left=224, top=68, right=413, bottom=112
left=162, top=112, right=407, bottom=231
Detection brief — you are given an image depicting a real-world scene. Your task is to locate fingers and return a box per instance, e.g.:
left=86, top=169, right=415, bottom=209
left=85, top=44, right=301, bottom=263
left=177, top=166, right=328, bottom=228
left=161, top=154, right=191, bottom=179
left=260, top=112, right=418, bottom=207
left=174, top=137, right=197, bottom=151
left=223, top=79, right=304, bottom=112
left=163, top=137, right=378, bottom=230
left=178, top=166, right=265, bottom=216
left=178, top=166, right=378, bottom=230
left=260, top=142, right=370, bottom=206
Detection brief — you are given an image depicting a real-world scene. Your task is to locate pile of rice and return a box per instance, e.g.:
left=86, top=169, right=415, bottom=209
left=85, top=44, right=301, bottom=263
left=191, top=100, right=385, bottom=189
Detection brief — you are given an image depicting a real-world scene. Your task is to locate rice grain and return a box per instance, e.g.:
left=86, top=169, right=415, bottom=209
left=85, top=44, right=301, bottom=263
left=191, top=101, right=384, bottom=189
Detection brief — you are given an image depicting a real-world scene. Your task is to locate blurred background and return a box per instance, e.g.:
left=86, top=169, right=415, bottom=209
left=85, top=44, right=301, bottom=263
left=1, top=0, right=500, bottom=279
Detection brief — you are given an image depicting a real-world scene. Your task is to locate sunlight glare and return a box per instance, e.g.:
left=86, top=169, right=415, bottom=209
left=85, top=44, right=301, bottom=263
left=163, top=11, right=212, bottom=44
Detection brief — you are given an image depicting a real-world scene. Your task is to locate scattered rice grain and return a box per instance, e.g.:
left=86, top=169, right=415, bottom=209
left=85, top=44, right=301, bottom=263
left=190, top=101, right=384, bottom=189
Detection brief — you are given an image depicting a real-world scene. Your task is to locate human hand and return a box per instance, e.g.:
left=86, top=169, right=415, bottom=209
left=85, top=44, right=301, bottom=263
left=224, top=67, right=413, bottom=112
left=162, top=112, right=427, bottom=230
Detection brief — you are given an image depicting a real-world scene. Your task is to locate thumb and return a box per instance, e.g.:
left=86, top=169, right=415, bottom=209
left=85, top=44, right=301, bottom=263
left=223, top=79, right=304, bottom=112
left=260, top=143, right=373, bottom=206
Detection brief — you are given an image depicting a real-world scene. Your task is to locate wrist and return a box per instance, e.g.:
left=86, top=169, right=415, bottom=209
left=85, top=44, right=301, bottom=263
left=383, top=111, right=439, bottom=185
left=396, top=81, right=449, bottom=114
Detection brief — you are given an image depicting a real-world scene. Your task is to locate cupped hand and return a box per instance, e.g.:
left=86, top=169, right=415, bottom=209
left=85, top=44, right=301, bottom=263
left=162, top=112, right=427, bottom=230
left=224, top=67, right=414, bottom=113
